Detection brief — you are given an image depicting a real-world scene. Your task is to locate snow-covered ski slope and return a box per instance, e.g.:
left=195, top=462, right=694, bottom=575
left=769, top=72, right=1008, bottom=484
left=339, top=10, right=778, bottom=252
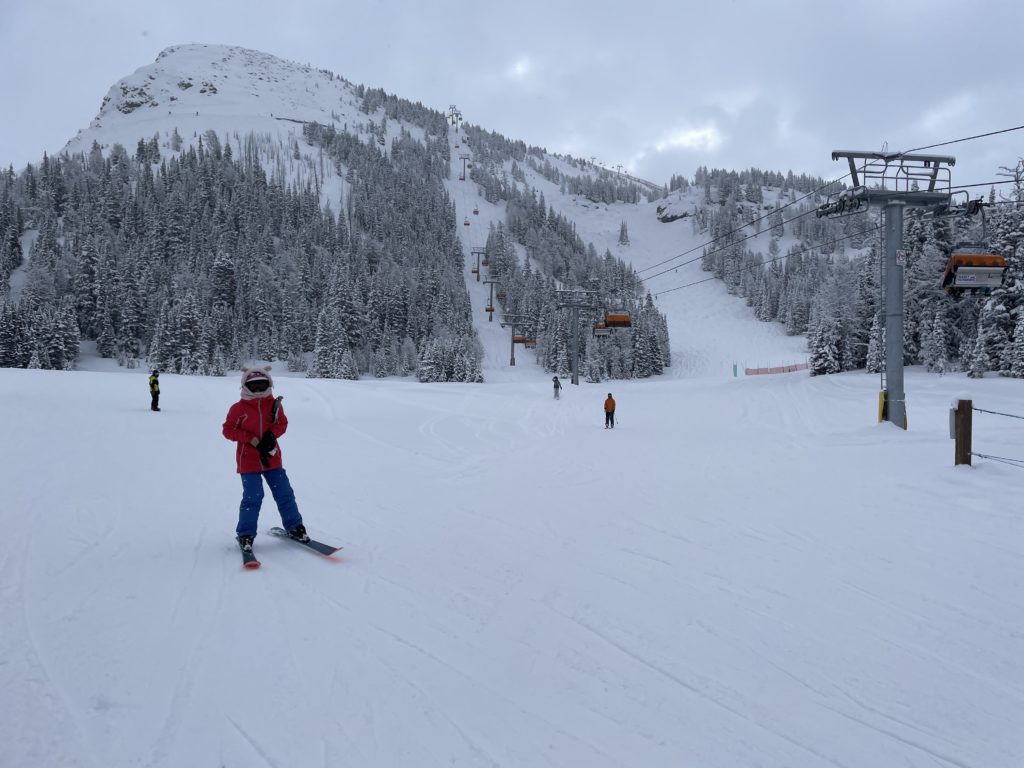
left=1, top=364, right=1021, bottom=767
left=445, top=129, right=808, bottom=379
left=506, top=156, right=809, bottom=378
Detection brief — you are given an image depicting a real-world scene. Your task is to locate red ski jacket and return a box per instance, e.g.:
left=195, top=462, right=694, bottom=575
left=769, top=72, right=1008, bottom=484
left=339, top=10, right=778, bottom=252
left=222, top=397, right=289, bottom=474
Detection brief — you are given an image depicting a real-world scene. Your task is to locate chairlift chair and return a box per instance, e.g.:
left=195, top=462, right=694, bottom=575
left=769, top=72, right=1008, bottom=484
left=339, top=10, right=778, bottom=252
left=463, top=218, right=470, bottom=226
left=473, top=206, right=479, bottom=215
left=941, top=246, right=1007, bottom=295
left=592, top=321, right=610, bottom=337
left=940, top=201, right=1007, bottom=295
left=512, top=334, right=526, bottom=344
left=604, top=309, right=632, bottom=328
left=523, top=338, right=537, bottom=348
left=496, top=290, right=507, bottom=300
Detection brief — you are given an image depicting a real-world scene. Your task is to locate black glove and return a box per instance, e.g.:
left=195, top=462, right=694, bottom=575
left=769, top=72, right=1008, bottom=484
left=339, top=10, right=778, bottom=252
left=256, top=430, right=277, bottom=456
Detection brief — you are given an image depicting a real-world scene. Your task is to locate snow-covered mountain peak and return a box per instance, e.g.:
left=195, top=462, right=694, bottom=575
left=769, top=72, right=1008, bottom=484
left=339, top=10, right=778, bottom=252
left=61, top=43, right=363, bottom=160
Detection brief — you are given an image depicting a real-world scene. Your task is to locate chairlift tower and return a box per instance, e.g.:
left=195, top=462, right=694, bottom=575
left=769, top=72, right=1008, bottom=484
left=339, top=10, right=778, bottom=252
left=483, top=278, right=501, bottom=321
left=555, top=289, right=600, bottom=386
left=459, top=153, right=471, bottom=181
left=500, top=314, right=529, bottom=366
left=817, top=150, right=955, bottom=429
left=470, top=246, right=486, bottom=282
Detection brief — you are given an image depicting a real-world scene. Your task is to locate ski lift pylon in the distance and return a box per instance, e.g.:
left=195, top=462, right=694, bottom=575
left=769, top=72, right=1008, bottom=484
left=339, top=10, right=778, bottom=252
left=604, top=309, right=632, bottom=329
left=941, top=246, right=1007, bottom=296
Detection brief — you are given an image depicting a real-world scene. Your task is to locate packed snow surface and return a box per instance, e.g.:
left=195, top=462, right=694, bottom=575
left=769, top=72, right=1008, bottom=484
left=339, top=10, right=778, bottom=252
left=2, top=365, right=1021, bottom=767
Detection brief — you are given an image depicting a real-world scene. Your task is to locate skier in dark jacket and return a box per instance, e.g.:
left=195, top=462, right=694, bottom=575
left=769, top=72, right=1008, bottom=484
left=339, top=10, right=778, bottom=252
left=149, top=370, right=161, bottom=411
left=552, top=376, right=562, bottom=399
left=222, top=366, right=308, bottom=553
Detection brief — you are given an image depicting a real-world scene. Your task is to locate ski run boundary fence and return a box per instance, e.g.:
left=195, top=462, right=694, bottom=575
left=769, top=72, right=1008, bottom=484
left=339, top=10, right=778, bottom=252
left=967, top=403, right=1024, bottom=470
left=744, top=362, right=809, bottom=376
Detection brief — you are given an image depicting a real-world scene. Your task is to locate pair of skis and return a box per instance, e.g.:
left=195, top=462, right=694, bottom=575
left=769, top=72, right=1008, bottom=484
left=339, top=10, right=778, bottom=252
left=240, top=527, right=342, bottom=569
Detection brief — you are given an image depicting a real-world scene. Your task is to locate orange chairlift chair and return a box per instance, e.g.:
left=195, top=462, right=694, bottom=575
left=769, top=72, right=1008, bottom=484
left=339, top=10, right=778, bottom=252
left=941, top=200, right=1007, bottom=296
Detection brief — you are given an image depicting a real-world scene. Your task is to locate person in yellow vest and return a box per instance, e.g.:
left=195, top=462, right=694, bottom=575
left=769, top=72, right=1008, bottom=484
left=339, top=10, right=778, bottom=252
left=604, top=393, right=615, bottom=429
left=149, top=370, right=161, bottom=412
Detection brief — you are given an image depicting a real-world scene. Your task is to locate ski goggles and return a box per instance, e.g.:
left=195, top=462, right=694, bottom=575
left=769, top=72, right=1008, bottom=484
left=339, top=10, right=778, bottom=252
left=244, top=378, right=271, bottom=393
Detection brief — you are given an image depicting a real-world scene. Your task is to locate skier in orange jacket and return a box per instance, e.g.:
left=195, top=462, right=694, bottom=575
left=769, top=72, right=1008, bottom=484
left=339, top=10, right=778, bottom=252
left=604, top=394, right=616, bottom=429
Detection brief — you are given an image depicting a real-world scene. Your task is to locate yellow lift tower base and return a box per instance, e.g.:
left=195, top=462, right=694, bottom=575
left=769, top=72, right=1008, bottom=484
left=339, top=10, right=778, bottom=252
left=878, top=390, right=908, bottom=429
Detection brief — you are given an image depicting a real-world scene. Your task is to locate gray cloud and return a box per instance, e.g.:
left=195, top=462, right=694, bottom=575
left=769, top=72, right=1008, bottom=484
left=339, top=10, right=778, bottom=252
left=2, top=0, right=1021, bottom=188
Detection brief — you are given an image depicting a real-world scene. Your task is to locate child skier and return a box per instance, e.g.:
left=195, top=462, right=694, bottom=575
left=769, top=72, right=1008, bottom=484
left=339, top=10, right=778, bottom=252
left=222, top=366, right=308, bottom=554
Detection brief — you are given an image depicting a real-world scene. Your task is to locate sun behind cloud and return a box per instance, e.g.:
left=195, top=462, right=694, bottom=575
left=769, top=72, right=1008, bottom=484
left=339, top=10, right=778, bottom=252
left=506, top=57, right=532, bottom=81
left=655, top=125, right=722, bottom=153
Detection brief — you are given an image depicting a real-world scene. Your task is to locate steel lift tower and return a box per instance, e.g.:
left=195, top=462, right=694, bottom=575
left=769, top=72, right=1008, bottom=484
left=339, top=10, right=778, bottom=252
left=555, top=289, right=600, bottom=386
left=817, top=150, right=954, bottom=429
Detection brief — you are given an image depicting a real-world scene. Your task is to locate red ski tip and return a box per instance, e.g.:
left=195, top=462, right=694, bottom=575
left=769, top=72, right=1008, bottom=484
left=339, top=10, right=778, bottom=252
left=244, top=560, right=262, bottom=569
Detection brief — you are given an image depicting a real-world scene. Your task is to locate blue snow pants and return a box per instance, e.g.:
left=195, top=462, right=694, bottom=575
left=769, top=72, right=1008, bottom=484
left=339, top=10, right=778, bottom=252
left=236, top=468, right=303, bottom=538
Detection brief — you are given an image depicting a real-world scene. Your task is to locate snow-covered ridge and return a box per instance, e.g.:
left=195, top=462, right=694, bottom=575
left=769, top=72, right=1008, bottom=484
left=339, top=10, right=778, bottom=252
left=94, top=43, right=351, bottom=126
left=61, top=43, right=367, bottom=166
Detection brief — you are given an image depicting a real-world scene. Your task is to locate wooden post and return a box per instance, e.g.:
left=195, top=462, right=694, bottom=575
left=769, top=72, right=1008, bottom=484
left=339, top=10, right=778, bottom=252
left=954, top=399, right=972, bottom=466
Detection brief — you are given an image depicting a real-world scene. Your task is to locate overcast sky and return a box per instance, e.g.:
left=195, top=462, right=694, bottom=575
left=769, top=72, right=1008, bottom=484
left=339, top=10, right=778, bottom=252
left=2, top=0, right=1022, bottom=189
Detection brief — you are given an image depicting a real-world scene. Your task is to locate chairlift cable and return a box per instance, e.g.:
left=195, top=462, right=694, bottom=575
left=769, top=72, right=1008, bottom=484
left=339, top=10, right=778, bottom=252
left=643, top=206, right=827, bottom=283
left=653, top=224, right=883, bottom=297
left=901, top=124, right=1024, bottom=154
left=639, top=123, right=1024, bottom=279
left=638, top=177, right=847, bottom=276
